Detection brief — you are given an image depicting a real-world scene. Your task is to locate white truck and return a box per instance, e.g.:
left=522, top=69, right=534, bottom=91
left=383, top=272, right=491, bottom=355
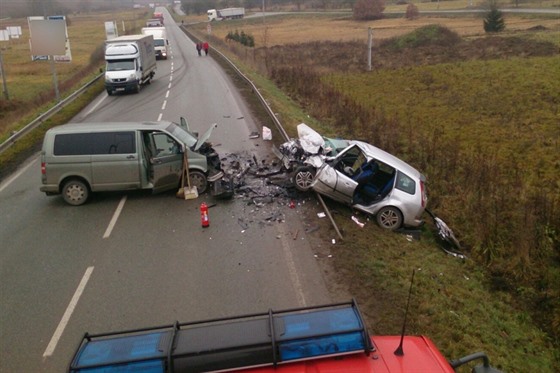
left=207, top=7, right=245, bottom=21
left=141, top=27, right=168, bottom=60
left=104, top=35, right=157, bottom=95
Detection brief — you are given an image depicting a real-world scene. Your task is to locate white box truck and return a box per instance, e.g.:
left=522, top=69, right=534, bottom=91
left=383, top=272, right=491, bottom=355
left=104, top=35, right=157, bottom=95
left=141, top=27, right=168, bottom=60
left=207, top=7, right=245, bottom=21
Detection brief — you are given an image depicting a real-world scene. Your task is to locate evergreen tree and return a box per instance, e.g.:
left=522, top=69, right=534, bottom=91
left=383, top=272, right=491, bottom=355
left=484, top=1, right=505, bottom=33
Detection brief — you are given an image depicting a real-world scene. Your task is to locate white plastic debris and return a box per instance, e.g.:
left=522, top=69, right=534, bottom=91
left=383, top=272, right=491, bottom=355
left=262, top=126, right=272, bottom=140
left=317, top=212, right=326, bottom=218
left=351, top=216, right=365, bottom=228
left=331, top=239, right=336, bottom=244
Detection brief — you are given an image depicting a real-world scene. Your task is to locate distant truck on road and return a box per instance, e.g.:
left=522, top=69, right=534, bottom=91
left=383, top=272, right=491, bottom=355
left=104, top=34, right=157, bottom=95
left=141, top=26, right=168, bottom=60
left=207, top=7, right=245, bottom=21
left=153, top=11, right=164, bottom=25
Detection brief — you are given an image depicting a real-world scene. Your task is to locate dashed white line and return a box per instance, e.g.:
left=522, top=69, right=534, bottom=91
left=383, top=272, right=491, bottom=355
left=168, top=83, right=172, bottom=89
left=103, top=195, right=127, bottom=238
left=43, top=266, right=94, bottom=357
left=165, top=91, right=170, bottom=98
left=157, top=113, right=163, bottom=121
left=162, top=100, right=167, bottom=110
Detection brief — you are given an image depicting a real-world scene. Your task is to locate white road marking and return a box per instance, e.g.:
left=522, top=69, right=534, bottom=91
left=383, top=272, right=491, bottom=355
left=43, top=266, right=94, bottom=357
left=162, top=100, right=167, bottom=110
left=168, top=83, right=172, bottom=89
left=165, top=91, right=170, bottom=98
left=0, top=158, right=36, bottom=193
left=103, top=195, right=127, bottom=238
left=157, top=113, right=163, bottom=121
left=277, top=224, right=307, bottom=307
left=84, top=95, right=106, bottom=117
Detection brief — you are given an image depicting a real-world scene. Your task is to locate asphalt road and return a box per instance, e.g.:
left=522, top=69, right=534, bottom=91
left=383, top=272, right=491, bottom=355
left=0, top=9, right=332, bottom=372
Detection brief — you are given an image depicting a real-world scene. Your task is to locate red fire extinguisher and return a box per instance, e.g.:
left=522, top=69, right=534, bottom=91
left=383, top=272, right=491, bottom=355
left=200, top=202, right=210, bottom=228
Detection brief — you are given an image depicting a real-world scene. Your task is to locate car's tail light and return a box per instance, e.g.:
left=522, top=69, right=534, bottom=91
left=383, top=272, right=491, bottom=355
left=41, top=162, right=46, bottom=175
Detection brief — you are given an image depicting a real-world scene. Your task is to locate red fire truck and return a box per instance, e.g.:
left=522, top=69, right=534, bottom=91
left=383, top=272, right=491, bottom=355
left=68, top=300, right=501, bottom=373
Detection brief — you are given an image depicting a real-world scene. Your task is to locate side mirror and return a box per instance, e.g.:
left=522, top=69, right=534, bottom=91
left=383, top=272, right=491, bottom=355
left=180, top=117, right=189, bottom=131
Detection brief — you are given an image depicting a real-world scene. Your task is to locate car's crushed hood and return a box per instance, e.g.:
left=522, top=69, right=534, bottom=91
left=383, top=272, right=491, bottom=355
left=277, top=123, right=349, bottom=168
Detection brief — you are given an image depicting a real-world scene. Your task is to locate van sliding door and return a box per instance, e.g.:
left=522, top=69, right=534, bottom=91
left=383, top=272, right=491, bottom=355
left=90, top=131, right=141, bottom=191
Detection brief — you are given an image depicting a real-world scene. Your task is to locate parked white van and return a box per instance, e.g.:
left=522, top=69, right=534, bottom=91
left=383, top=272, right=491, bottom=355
left=40, top=119, right=222, bottom=205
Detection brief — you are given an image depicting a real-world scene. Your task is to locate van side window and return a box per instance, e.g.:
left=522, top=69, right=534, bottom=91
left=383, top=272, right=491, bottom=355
left=92, top=132, right=135, bottom=154
left=395, top=171, right=416, bottom=195
left=53, top=132, right=135, bottom=155
left=54, top=133, right=92, bottom=155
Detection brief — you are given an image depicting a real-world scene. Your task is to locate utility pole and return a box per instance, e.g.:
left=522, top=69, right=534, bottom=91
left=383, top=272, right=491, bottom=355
left=0, top=47, right=9, bottom=100
left=367, top=27, right=373, bottom=71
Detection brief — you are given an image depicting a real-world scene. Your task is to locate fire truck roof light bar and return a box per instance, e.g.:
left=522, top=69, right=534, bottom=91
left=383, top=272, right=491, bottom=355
left=69, top=299, right=374, bottom=373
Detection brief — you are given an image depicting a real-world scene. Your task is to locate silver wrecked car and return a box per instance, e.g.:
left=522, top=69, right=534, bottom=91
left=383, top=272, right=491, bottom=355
left=278, top=124, right=427, bottom=230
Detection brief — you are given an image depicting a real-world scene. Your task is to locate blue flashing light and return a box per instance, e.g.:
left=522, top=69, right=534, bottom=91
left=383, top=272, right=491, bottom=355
left=276, top=306, right=366, bottom=361
left=71, top=332, right=168, bottom=372
left=73, top=359, right=164, bottom=373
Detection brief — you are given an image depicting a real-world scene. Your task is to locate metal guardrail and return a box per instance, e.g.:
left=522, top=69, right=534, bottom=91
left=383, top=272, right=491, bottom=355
left=0, top=72, right=104, bottom=155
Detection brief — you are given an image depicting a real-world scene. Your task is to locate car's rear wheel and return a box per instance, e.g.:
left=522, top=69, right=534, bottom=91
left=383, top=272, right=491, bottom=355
left=188, top=170, right=208, bottom=194
left=62, top=179, right=89, bottom=206
left=293, top=166, right=316, bottom=192
left=376, top=206, right=403, bottom=230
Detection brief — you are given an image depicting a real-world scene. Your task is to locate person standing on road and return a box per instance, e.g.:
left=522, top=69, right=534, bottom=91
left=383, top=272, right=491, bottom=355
left=196, top=42, right=202, bottom=56
left=203, top=41, right=209, bottom=56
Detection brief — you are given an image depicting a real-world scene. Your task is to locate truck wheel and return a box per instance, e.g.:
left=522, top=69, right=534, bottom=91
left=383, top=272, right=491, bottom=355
left=133, top=83, right=140, bottom=93
left=376, top=206, right=403, bottom=230
left=188, top=171, right=208, bottom=194
left=293, top=166, right=316, bottom=192
left=107, top=89, right=112, bottom=96
left=62, top=179, right=89, bottom=206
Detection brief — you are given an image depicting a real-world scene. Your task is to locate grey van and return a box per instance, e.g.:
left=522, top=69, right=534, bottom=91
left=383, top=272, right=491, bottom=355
left=40, top=119, right=222, bottom=205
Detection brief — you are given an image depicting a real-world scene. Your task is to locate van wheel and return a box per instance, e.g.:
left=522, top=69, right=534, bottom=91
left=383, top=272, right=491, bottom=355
left=107, top=89, right=113, bottom=96
left=133, top=83, right=140, bottom=93
left=188, top=171, right=208, bottom=194
left=62, top=179, right=89, bottom=206
left=376, top=206, right=403, bottom=230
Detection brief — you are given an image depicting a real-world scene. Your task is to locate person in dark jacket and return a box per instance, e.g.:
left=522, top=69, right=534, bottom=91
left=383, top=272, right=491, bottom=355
left=196, top=42, right=202, bottom=56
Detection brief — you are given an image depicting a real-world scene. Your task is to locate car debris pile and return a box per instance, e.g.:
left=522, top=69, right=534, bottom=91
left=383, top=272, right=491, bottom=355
left=211, top=150, right=310, bottom=226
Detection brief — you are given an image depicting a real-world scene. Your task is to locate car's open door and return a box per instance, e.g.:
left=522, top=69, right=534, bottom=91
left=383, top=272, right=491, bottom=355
left=312, top=163, right=357, bottom=204
left=147, top=132, right=183, bottom=193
